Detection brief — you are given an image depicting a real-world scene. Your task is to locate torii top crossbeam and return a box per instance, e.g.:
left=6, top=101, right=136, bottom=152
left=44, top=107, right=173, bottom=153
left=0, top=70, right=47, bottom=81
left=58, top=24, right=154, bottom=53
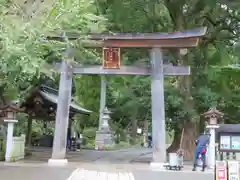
left=48, top=27, right=207, bottom=48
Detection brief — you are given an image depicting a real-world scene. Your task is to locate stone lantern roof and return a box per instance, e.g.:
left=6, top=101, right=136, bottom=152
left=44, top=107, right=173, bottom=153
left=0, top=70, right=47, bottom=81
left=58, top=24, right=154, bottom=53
left=203, top=107, right=224, bottom=119
left=0, top=101, right=25, bottom=119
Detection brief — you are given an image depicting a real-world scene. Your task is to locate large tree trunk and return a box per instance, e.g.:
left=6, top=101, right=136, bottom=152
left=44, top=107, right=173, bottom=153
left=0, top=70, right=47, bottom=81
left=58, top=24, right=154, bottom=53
left=164, top=3, right=200, bottom=161
left=167, top=122, right=198, bottom=160
left=167, top=130, right=181, bottom=153
left=181, top=122, right=198, bottom=160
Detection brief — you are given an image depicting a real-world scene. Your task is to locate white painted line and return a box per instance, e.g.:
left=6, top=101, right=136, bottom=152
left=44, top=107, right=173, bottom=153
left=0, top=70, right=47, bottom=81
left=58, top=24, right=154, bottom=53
left=128, top=172, right=135, bottom=180
left=67, top=168, right=136, bottom=180
left=67, top=168, right=82, bottom=180
left=83, top=169, right=98, bottom=180
left=118, top=172, right=129, bottom=180
left=107, top=172, right=118, bottom=180
left=97, top=171, right=107, bottom=180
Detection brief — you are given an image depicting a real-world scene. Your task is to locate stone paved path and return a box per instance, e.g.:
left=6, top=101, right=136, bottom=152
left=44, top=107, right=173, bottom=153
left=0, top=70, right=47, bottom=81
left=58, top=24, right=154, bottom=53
left=0, top=147, right=214, bottom=180
left=24, top=147, right=147, bottom=163
left=68, top=169, right=135, bottom=180
left=0, top=162, right=213, bottom=180
left=67, top=167, right=213, bottom=180
left=0, top=166, right=74, bottom=180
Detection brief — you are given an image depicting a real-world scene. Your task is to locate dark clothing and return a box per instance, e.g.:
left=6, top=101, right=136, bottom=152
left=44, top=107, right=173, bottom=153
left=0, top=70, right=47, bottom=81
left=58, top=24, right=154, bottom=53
left=193, top=146, right=206, bottom=166
left=148, top=135, right=152, bottom=142
left=67, top=128, right=71, bottom=149
left=148, top=135, right=152, bottom=148
left=193, top=134, right=210, bottom=171
left=196, top=134, right=210, bottom=147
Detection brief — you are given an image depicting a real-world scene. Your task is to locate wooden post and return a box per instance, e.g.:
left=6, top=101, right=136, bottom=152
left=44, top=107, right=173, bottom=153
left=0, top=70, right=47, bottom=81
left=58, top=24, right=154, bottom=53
left=26, top=117, right=32, bottom=147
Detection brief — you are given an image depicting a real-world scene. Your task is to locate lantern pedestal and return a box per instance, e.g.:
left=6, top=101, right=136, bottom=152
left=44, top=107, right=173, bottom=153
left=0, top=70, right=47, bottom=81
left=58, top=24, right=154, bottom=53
left=95, top=130, right=113, bottom=150
left=206, top=124, right=219, bottom=169
left=4, top=119, right=18, bottom=162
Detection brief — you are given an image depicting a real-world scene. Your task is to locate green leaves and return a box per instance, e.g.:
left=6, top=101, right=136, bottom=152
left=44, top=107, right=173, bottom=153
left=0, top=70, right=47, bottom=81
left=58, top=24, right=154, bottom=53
left=0, top=0, right=106, bottom=100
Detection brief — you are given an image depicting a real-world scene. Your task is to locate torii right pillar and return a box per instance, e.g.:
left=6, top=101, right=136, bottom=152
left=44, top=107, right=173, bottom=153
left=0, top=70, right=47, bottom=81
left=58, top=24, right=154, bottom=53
left=204, top=107, right=224, bottom=169
left=148, top=28, right=207, bottom=168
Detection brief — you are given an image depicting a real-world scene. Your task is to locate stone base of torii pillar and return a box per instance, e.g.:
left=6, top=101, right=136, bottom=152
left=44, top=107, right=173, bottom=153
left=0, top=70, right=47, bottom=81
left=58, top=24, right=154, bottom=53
left=48, top=159, right=68, bottom=166
left=150, top=162, right=167, bottom=169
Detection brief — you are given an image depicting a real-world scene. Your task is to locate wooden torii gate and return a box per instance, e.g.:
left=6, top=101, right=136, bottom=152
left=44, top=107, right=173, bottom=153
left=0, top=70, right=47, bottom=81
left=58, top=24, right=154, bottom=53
left=48, top=27, right=207, bottom=166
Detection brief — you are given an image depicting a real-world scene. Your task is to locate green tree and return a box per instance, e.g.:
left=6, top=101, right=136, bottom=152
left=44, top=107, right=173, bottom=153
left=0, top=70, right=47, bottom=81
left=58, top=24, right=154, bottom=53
left=93, top=0, right=240, bottom=159
left=0, top=0, right=106, bottom=103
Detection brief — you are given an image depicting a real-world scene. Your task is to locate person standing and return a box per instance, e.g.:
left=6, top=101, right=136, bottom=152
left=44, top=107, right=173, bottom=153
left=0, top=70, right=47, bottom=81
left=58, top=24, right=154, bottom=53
left=67, top=127, right=71, bottom=150
left=147, top=133, right=152, bottom=148
left=192, top=133, right=210, bottom=172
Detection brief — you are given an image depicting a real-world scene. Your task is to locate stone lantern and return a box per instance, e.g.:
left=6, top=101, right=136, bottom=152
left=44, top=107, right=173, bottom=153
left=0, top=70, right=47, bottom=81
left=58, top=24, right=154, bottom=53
left=203, top=107, right=224, bottom=169
left=0, top=103, right=20, bottom=162
left=95, top=107, right=113, bottom=150
left=101, top=107, right=111, bottom=132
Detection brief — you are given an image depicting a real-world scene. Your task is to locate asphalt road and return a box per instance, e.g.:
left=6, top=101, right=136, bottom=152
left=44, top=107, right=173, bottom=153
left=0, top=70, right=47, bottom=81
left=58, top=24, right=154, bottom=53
left=133, top=169, right=213, bottom=180
left=0, top=147, right=214, bottom=180
left=0, top=166, right=74, bottom=180
left=0, top=165, right=214, bottom=180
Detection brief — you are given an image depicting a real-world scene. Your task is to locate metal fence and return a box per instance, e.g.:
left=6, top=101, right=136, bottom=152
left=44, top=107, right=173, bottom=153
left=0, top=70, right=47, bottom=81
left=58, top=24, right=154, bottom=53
left=215, top=143, right=239, bottom=161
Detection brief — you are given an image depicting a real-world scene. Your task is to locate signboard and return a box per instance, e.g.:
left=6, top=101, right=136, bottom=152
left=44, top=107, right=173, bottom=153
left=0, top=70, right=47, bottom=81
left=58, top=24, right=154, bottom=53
left=103, top=47, right=120, bottom=69
left=220, top=136, right=231, bottom=150
left=137, top=128, right=142, bottom=134
left=220, top=134, right=240, bottom=151
left=215, top=161, right=227, bottom=180
left=231, top=136, right=240, bottom=150
left=228, top=161, right=240, bottom=180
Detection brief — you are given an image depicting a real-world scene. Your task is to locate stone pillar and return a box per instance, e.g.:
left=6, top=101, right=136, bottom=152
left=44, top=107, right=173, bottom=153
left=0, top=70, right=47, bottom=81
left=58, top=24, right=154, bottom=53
left=4, top=119, right=18, bottom=162
left=150, top=48, right=166, bottom=168
left=204, top=107, right=223, bottom=169
left=99, top=75, right=107, bottom=130
left=206, top=124, right=218, bottom=168
left=48, top=57, right=73, bottom=166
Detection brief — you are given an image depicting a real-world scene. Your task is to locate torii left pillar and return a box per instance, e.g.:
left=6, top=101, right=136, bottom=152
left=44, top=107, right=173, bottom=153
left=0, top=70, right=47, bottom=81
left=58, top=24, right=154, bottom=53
left=48, top=49, right=73, bottom=166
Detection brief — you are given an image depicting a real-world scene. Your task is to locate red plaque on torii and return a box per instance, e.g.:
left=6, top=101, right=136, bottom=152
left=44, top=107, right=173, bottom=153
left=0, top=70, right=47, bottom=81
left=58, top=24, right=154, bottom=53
left=103, top=47, right=120, bottom=69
